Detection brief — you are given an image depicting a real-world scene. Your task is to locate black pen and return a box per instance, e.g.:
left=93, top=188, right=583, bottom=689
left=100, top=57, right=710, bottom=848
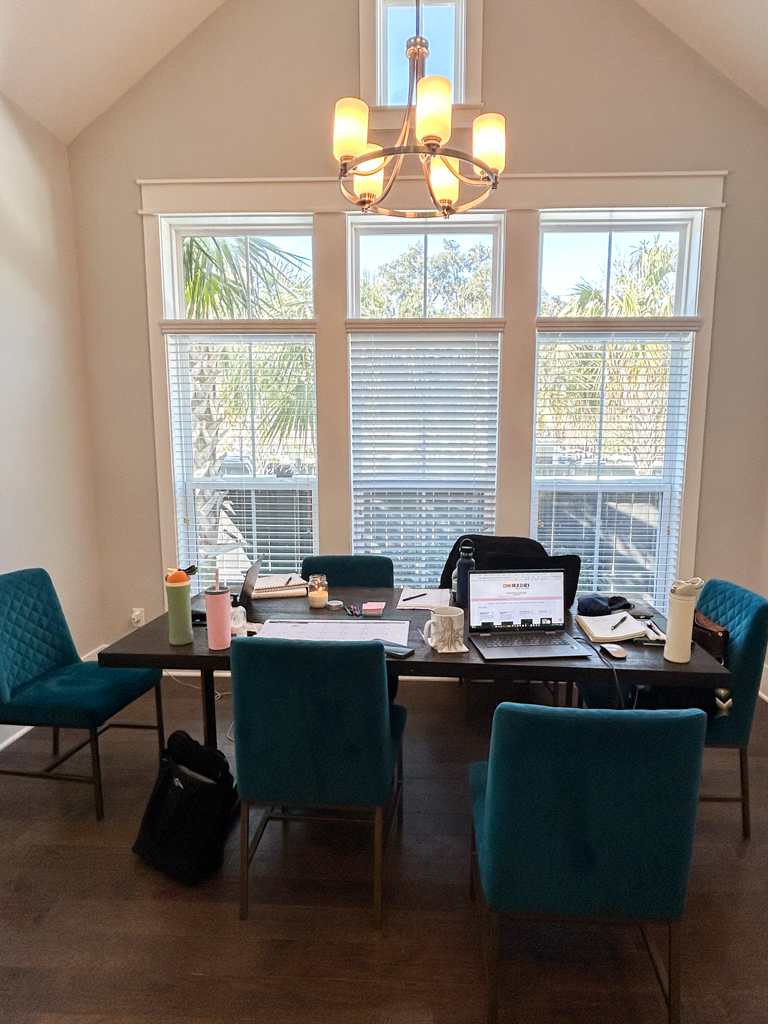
left=402, top=592, right=428, bottom=602
left=610, top=614, right=628, bottom=631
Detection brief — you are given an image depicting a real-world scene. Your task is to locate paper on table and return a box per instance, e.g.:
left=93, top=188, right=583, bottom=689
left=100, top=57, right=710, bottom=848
left=256, top=618, right=411, bottom=645
left=396, top=587, right=452, bottom=610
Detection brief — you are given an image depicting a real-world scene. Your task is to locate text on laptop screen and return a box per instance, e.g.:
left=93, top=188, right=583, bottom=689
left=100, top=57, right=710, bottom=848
left=468, top=570, right=566, bottom=630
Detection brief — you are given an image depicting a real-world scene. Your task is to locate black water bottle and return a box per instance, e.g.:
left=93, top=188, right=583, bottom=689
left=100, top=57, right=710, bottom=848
left=455, top=539, right=475, bottom=609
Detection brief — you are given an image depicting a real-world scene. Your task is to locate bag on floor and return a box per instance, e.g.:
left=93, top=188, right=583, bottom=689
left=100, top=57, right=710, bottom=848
left=133, top=730, right=239, bottom=885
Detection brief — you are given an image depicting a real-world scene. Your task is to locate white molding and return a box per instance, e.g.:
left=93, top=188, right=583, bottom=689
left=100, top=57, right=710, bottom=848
left=760, top=662, right=768, bottom=702
left=82, top=644, right=107, bottom=662
left=536, top=317, right=702, bottom=334
left=346, top=317, right=504, bottom=332
left=160, top=319, right=317, bottom=335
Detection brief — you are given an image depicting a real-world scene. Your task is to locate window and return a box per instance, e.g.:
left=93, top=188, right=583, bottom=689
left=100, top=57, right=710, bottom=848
left=350, top=331, right=499, bottom=584
left=377, top=0, right=465, bottom=105
left=350, top=215, right=503, bottom=317
left=163, top=217, right=318, bottom=590
left=533, top=211, right=703, bottom=609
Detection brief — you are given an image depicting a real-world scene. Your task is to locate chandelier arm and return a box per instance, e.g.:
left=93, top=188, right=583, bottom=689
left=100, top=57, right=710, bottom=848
left=422, top=154, right=449, bottom=216
left=450, top=185, right=496, bottom=214
left=344, top=146, right=498, bottom=186
left=369, top=151, right=407, bottom=207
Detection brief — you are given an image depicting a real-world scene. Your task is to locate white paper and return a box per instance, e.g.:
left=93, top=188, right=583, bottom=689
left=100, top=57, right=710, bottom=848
left=256, top=618, right=411, bottom=645
left=396, top=587, right=452, bottom=610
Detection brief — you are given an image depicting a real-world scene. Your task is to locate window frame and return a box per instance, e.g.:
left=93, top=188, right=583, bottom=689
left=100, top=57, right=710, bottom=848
left=376, top=0, right=466, bottom=106
left=532, top=208, right=707, bottom=607
left=347, top=211, right=504, bottom=319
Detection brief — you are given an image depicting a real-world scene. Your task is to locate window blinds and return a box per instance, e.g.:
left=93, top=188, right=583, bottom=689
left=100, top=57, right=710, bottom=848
left=350, top=332, right=500, bottom=586
left=167, top=334, right=318, bottom=590
left=531, top=332, right=693, bottom=609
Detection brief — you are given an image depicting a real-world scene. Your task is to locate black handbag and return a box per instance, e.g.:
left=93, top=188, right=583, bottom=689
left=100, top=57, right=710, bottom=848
left=133, top=731, right=239, bottom=885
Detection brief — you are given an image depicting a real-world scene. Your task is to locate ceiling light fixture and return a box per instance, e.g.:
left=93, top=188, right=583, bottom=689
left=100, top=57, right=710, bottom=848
left=332, top=1, right=505, bottom=218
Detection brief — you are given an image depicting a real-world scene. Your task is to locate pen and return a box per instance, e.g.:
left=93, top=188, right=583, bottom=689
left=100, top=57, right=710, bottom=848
left=648, top=620, right=665, bottom=638
left=610, top=614, right=628, bottom=631
left=402, top=592, right=428, bottom=602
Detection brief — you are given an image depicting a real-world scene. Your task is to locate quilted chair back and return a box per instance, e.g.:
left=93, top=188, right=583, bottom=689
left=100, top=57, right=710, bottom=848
left=0, top=568, right=80, bottom=703
left=697, top=579, right=768, bottom=746
left=231, top=637, right=402, bottom=808
left=474, top=703, right=706, bottom=920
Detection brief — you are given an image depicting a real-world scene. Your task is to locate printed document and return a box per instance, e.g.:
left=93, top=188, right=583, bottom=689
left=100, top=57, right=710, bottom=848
left=256, top=619, right=410, bottom=645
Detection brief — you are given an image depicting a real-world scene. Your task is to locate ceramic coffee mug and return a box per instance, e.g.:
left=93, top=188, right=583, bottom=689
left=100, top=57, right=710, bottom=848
left=423, top=606, right=465, bottom=653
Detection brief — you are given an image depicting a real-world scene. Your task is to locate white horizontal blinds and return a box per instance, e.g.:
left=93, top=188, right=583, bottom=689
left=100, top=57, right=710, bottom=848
left=350, top=332, right=500, bottom=586
left=168, top=334, right=318, bottom=591
left=531, top=332, right=693, bottom=609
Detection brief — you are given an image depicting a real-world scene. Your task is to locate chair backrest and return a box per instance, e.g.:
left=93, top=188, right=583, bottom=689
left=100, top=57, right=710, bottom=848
left=482, top=553, right=581, bottom=609
left=697, top=579, right=768, bottom=746
left=231, top=637, right=397, bottom=807
left=301, top=555, right=394, bottom=588
left=0, top=568, right=80, bottom=703
left=476, top=703, right=706, bottom=920
left=439, top=535, right=547, bottom=589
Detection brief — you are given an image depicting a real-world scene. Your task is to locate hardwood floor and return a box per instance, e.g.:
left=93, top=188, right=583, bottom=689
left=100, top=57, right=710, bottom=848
left=1, top=675, right=766, bottom=1023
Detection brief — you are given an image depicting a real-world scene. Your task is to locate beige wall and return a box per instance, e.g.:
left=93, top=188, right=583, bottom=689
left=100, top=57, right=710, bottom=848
left=68, top=0, right=768, bottom=642
left=0, top=93, right=103, bottom=654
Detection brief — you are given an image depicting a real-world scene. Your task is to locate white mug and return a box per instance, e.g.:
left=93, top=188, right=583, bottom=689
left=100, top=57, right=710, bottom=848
left=423, top=606, right=465, bottom=653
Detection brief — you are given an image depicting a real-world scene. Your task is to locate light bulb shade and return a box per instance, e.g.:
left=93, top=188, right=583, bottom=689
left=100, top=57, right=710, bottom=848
left=429, top=155, right=459, bottom=205
left=472, top=112, right=506, bottom=174
left=416, top=75, right=452, bottom=144
left=353, top=144, right=385, bottom=199
left=333, top=97, right=369, bottom=162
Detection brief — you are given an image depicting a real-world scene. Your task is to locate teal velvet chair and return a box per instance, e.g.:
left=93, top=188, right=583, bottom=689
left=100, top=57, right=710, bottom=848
left=469, top=703, right=707, bottom=1024
left=231, top=636, right=406, bottom=925
left=579, top=579, right=768, bottom=837
left=301, top=555, right=394, bottom=588
left=0, top=568, right=164, bottom=819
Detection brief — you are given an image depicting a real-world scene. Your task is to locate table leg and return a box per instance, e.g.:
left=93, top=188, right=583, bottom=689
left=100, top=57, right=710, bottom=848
left=566, top=680, right=574, bottom=707
left=201, top=669, right=218, bottom=747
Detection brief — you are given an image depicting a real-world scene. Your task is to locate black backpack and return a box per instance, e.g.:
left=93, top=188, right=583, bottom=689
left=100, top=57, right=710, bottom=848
left=133, top=731, right=239, bottom=885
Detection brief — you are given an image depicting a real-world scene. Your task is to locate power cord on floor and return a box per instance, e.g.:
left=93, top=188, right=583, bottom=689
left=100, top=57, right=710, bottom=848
left=164, top=671, right=231, bottom=701
left=573, top=637, right=636, bottom=710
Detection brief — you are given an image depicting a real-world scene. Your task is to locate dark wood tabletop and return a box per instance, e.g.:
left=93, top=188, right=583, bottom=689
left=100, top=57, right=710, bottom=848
left=99, top=586, right=731, bottom=688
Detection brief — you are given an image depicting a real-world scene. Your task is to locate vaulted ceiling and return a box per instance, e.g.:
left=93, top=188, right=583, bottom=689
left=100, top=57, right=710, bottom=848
left=0, top=0, right=765, bottom=145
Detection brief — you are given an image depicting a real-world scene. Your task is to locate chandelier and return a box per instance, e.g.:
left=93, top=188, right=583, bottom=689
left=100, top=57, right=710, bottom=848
left=332, top=2, right=505, bottom=218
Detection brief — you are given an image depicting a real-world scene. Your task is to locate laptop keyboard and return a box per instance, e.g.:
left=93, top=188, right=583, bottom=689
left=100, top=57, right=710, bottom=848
left=482, top=634, right=572, bottom=648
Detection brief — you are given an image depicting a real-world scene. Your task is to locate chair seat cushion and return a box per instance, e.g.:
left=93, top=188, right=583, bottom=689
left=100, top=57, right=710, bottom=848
left=1, top=662, right=162, bottom=729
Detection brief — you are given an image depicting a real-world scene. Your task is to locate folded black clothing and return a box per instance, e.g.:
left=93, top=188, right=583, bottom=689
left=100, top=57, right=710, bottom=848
left=577, top=593, right=634, bottom=616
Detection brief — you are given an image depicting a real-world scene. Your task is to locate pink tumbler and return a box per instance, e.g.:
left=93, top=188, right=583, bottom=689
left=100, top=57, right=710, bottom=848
left=205, top=584, right=231, bottom=650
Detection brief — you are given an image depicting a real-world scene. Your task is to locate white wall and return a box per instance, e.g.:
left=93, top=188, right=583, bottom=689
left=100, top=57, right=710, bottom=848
left=67, top=0, right=768, bottom=642
left=0, top=93, right=103, bottom=654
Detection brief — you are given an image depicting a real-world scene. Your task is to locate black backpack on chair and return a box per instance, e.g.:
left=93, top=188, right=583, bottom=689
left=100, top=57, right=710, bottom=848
left=133, top=731, right=239, bottom=885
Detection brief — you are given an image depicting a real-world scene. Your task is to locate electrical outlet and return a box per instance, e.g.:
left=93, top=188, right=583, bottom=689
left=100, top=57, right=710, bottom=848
left=131, top=607, right=145, bottom=629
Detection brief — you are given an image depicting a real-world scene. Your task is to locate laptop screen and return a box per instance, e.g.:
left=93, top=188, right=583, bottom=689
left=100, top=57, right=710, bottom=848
left=238, top=556, right=263, bottom=605
left=468, top=569, right=566, bottom=631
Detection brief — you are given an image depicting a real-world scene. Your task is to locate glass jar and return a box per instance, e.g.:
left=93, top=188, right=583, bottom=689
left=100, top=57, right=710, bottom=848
left=308, top=573, right=329, bottom=609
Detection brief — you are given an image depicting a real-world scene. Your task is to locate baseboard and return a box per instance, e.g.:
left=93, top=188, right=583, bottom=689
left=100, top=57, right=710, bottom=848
left=82, top=643, right=107, bottom=661
left=760, top=662, right=768, bottom=703
left=0, top=725, right=32, bottom=752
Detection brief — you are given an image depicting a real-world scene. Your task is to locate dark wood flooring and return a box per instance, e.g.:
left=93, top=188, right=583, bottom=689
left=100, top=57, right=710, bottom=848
left=1, top=675, right=766, bottom=1023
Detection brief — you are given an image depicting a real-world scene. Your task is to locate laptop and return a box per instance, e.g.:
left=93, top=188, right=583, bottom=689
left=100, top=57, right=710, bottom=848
left=238, top=556, right=263, bottom=606
left=468, top=568, right=588, bottom=660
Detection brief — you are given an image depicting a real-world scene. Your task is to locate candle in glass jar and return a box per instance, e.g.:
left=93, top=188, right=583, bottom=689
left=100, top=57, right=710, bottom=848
left=308, top=573, right=329, bottom=609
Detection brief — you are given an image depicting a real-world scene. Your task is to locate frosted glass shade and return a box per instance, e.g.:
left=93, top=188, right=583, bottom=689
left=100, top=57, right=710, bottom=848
left=353, top=144, right=385, bottom=199
left=416, top=76, right=452, bottom=144
left=472, top=113, right=506, bottom=174
left=429, top=155, right=459, bottom=205
left=333, top=98, right=369, bottom=162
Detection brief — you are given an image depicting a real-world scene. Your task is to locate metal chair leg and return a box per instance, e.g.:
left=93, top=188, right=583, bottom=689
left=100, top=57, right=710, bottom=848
left=397, top=748, right=404, bottom=828
left=486, top=908, right=500, bottom=1024
left=52, top=727, right=60, bottom=757
left=240, top=800, right=250, bottom=920
left=739, top=746, right=751, bottom=840
left=470, top=821, right=477, bottom=902
left=373, top=806, right=383, bottom=928
left=668, top=920, right=680, bottom=1024
left=89, top=729, right=104, bottom=821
